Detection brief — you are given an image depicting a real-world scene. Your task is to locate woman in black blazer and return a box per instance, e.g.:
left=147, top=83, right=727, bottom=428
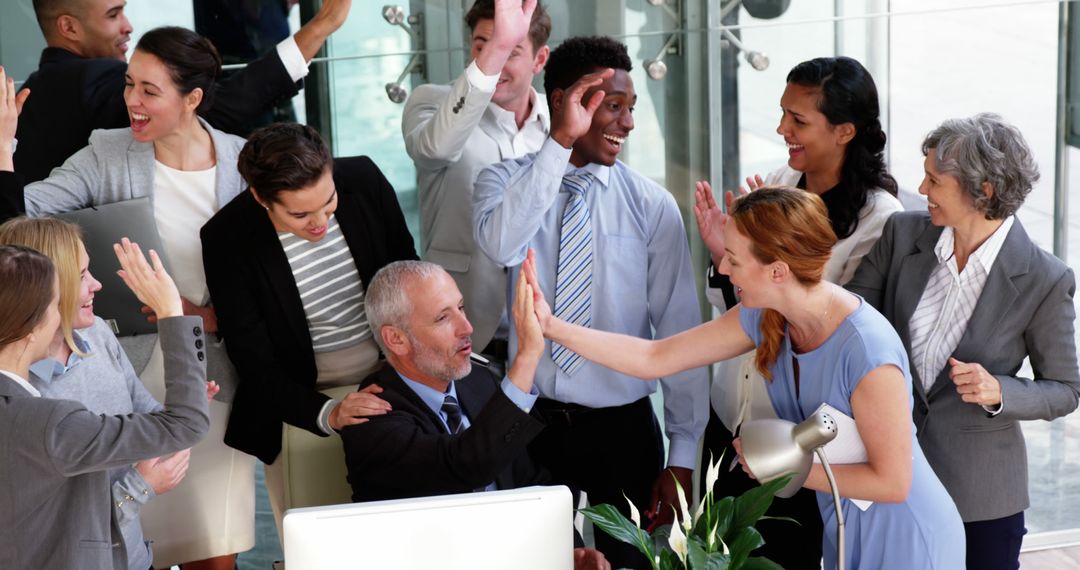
left=200, top=124, right=418, bottom=518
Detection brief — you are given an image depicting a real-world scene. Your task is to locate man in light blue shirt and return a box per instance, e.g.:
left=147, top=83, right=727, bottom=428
left=473, top=36, right=708, bottom=570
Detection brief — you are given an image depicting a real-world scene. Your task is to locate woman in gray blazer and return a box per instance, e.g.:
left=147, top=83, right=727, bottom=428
left=0, top=27, right=253, bottom=568
left=847, top=113, right=1080, bottom=570
left=0, top=241, right=210, bottom=570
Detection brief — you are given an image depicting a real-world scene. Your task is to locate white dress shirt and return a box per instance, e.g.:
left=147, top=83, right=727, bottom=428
left=909, top=217, right=1014, bottom=407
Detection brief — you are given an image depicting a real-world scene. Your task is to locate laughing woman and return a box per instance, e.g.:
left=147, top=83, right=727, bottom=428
left=523, top=187, right=965, bottom=570
left=847, top=114, right=1080, bottom=569
left=0, top=26, right=254, bottom=570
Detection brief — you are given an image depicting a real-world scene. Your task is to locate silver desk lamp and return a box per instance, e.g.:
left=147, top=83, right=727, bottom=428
left=740, top=410, right=845, bottom=570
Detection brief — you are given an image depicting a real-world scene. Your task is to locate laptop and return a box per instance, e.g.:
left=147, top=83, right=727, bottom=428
left=58, top=198, right=170, bottom=337
left=283, top=486, right=574, bottom=570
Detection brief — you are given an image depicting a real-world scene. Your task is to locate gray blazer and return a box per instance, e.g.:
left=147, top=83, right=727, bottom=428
left=19, top=118, right=246, bottom=395
left=403, top=74, right=550, bottom=351
left=0, top=317, right=209, bottom=570
left=847, top=211, right=1080, bottom=521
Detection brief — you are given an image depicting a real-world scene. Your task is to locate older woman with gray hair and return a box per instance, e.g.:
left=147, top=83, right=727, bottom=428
left=847, top=113, right=1080, bottom=570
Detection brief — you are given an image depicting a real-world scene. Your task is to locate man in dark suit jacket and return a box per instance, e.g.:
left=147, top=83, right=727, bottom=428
left=13, top=0, right=352, bottom=182
left=340, top=259, right=611, bottom=570
left=342, top=259, right=547, bottom=502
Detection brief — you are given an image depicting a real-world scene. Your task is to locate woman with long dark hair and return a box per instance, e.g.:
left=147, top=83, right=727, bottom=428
left=695, top=56, right=902, bottom=568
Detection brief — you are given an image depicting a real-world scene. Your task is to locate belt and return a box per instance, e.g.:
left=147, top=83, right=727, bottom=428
left=534, top=396, right=651, bottom=427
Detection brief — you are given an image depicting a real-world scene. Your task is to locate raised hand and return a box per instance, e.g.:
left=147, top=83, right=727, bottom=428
left=114, top=238, right=183, bottom=320
left=738, top=173, right=764, bottom=197
left=329, top=383, right=392, bottom=431
left=693, top=180, right=729, bottom=266
left=522, top=248, right=553, bottom=334
left=549, top=68, right=614, bottom=149
left=493, top=0, right=537, bottom=50
left=295, top=0, right=353, bottom=61
left=0, top=66, right=31, bottom=172
left=513, top=255, right=544, bottom=359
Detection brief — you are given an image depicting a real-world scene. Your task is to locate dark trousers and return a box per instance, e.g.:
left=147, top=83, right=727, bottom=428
left=964, top=511, right=1025, bottom=570
left=700, top=408, right=824, bottom=569
left=531, top=397, right=663, bottom=570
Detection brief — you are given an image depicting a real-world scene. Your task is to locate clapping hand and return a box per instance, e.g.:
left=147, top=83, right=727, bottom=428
left=0, top=66, right=30, bottom=171
left=693, top=181, right=730, bottom=266
left=521, top=248, right=553, bottom=334
left=114, top=238, right=183, bottom=320
left=513, top=255, right=544, bottom=359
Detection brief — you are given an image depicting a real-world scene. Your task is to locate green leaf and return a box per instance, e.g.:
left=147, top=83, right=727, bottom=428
left=699, top=495, right=734, bottom=541
left=725, top=526, right=764, bottom=569
left=658, top=548, right=684, bottom=570
left=580, top=504, right=653, bottom=560
left=687, top=538, right=708, bottom=569
left=731, top=475, right=792, bottom=529
left=704, top=551, right=732, bottom=570
left=739, top=556, right=784, bottom=570
left=757, top=515, right=800, bottom=525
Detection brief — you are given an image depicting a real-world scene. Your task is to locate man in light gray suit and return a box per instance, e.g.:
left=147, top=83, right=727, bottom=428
left=402, top=0, right=551, bottom=367
left=0, top=242, right=211, bottom=569
left=847, top=113, right=1080, bottom=570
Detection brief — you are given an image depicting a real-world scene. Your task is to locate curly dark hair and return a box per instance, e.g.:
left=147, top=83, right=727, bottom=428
left=543, top=36, right=631, bottom=107
left=786, top=56, right=897, bottom=240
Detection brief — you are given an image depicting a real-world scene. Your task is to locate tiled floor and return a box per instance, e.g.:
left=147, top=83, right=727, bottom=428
left=236, top=464, right=282, bottom=570
left=1021, top=545, right=1080, bottom=569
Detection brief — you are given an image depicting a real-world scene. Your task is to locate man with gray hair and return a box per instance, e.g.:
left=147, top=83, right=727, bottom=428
left=342, top=259, right=547, bottom=501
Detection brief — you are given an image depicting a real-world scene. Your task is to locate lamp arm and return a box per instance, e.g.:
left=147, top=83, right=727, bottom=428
left=815, top=447, right=845, bottom=570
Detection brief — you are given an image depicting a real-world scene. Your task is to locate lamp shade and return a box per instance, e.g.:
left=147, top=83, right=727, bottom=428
left=740, top=411, right=838, bottom=498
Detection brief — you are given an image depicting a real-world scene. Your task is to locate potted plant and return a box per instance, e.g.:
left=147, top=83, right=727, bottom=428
left=580, top=454, right=793, bottom=570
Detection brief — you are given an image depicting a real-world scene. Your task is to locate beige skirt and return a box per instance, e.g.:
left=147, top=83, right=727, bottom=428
left=264, top=338, right=382, bottom=543
left=138, top=338, right=256, bottom=567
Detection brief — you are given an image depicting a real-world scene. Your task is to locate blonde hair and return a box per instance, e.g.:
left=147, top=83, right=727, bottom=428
left=729, top=187, right=836, bottom=380
left=0, top=217, right=88, bottom=356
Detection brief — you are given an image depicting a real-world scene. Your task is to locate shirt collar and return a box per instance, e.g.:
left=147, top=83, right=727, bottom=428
left=488, top=88, right=550, bottom=134
left=0, top=370, right=41, bottom=397
left=29, top=327, right=92, bottom=383
left=398, top=372, right=459, bottom=419
left=564, top=161, right=611, bottom=189
left=933, top=216, right=1015, bottom=273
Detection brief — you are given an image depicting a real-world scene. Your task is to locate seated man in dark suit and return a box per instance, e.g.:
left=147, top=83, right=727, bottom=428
left=14, top=0, right=351, bottom=182
left=343, top=259, right=546, bottom=502
left=342, top=259, right=609, bottom=570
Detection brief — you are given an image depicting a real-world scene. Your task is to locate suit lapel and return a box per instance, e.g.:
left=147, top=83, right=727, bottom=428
left=127, top=139, right=156, bottom=202
left=332, top=174, right=378, bottom=286
left=380, top=365, right=450, bottom=433
left=0, top=374, right=34, bottom=398
left=927, top=220, right=1029, bottom=399
left=894, top=221, right=943, bottom=404
left=243, top=193, right=312, bottom=353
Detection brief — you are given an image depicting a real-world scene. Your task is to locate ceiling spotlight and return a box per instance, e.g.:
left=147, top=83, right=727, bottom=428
left=382, top=5, right=406, bottom=26
left=745, top=50, right=770, bottom=71
left=644, top=58, right=668, bottom=80
left=642, top=34, right=679, bottom=81
left=720, top=27, right=769, bottom=71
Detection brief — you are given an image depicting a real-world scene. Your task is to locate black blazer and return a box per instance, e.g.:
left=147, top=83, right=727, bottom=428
left=342, top=362, right=548, bottom=503
left=14, top=46, right=299, bottom=183
left=201, top=156, right=418, bottom=464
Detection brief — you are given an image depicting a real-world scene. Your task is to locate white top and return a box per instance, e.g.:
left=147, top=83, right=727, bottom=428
left=707, top=164, right=904, bottom=431
left=153, top=161, right=218, bottom=305
left=0, top=369, right=41, bottom=396
left=909, top=216, right=1014, bottom=398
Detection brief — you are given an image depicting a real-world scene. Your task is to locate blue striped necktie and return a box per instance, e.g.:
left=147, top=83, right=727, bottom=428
left=551, top=171, right=595, bottom=375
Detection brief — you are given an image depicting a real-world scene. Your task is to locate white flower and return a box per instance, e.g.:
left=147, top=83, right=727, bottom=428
left=705, top=452, right=723, bottom=498
left=674, top=476, right=692, bottom=533
left=668, top=509, right=689, bottom=564
left=624, top=493, right=641, bottom=528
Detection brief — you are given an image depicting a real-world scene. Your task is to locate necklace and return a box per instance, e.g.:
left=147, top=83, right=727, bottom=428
left=791, top=286, right=836, bottom=351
